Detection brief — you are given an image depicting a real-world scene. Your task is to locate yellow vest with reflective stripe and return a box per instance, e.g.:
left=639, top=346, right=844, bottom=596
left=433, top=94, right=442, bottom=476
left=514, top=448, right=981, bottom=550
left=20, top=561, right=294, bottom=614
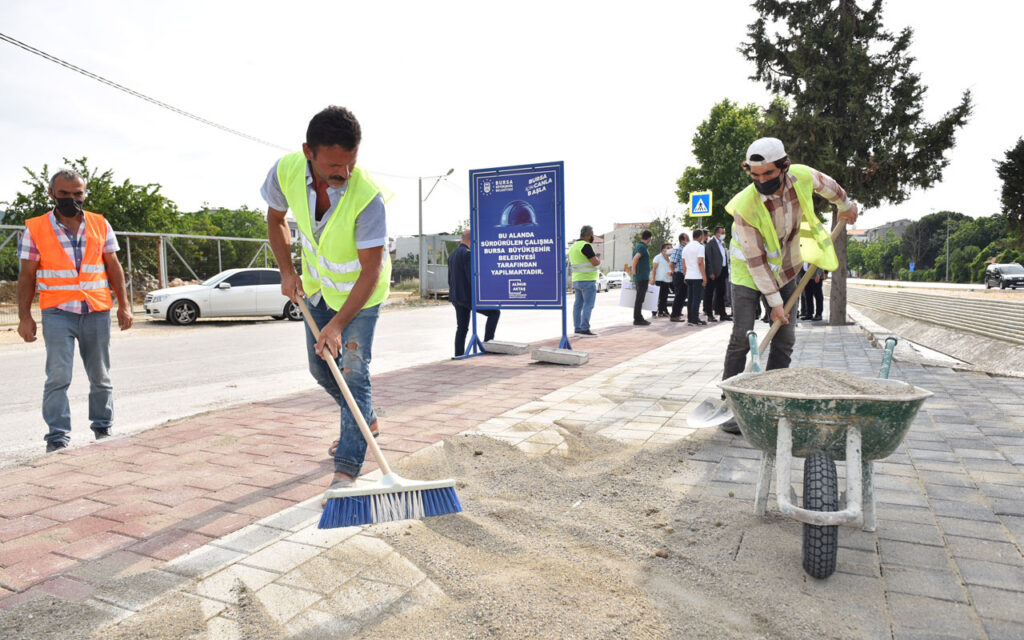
left=276, top=152, right=391, bottom=311
left=569, top=240, right=597, bottom=282
left=725, top=164, right=838, bottom=292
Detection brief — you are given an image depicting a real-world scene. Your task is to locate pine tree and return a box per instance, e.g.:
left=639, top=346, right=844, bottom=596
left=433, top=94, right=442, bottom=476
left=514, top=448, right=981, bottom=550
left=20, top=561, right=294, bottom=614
left=996, top=137, right=1024, bottom=250
left=741, top=0, right=972, bottom=320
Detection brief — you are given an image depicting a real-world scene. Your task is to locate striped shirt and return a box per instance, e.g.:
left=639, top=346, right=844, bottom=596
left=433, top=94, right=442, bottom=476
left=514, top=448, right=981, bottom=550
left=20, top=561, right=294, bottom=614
left=733, top=168, right=855, bottom=308
left=18, top=211, right=120, bottom=314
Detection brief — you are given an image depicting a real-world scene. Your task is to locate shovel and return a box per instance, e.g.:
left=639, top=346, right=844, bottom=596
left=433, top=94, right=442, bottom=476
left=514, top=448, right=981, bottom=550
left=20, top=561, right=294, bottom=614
left=687, top=222, right=846, bottom=428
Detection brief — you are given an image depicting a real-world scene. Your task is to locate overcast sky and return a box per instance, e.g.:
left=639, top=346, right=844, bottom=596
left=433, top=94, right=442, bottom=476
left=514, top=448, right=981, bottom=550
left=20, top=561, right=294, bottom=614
left=1, top=1, right=1018, bottom=242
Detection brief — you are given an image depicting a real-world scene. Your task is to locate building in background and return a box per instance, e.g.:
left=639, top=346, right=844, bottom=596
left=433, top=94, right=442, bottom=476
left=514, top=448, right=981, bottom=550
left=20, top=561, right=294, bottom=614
left=599, top=222, right=649, bottom=273
left=863, top=219, right=912, bottom=242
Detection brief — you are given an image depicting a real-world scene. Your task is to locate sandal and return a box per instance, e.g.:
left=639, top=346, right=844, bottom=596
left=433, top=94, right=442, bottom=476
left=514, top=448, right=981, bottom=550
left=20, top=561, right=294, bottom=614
left=321, top=477, right=356, bottom=507
left=328, top=426, right=379, bottom=457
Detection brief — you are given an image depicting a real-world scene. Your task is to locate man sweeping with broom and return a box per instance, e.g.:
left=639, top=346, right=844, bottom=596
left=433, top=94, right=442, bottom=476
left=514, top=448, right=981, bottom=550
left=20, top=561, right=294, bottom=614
left=719, top=137, right=859, bottom=434
left=263, top=106, right=459, bottom=526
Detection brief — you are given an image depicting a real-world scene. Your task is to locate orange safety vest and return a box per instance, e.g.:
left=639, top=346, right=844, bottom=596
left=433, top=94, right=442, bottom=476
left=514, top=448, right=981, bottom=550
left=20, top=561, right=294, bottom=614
left=25, top=211, right=113, bottom=311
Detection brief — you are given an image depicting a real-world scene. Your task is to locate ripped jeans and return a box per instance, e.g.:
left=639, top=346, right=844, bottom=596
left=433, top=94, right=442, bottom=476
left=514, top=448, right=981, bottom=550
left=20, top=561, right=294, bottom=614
left=304, top=296, right=381, bottom=477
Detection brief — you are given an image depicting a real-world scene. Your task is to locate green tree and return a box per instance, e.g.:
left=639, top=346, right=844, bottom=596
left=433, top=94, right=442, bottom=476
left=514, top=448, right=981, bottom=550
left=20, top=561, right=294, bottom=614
left=675, top=98, right=785, bottom=233
left=631, top=215, right=675, bottom=261
left=742, top=0, right=972, bottom=319
left=0, top=158, right=180, bottom=232
left=997, top=137, right=1024, bottom=249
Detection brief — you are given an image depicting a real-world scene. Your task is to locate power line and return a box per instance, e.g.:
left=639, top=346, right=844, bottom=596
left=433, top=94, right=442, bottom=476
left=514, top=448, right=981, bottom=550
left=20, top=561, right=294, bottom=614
left=0, top=31, right=290, bottom=151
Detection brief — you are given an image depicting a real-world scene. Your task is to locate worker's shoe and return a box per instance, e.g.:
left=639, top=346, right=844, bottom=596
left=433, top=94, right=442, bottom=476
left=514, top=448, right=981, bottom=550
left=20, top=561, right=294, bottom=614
left=719, top=419, right=742, bottom=435
left=45, top=439, right=68, bottom=453
left=93, top=427, right=111, bottom=440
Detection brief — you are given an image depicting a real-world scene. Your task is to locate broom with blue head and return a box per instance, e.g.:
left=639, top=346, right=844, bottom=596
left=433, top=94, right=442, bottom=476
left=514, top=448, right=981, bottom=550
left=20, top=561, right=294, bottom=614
left=298, top=298, right=462, bottom=528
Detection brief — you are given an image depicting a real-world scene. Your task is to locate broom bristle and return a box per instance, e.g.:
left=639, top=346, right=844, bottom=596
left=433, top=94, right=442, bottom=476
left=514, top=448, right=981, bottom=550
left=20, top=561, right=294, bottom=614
left=319, top=486, right=462, bottom=529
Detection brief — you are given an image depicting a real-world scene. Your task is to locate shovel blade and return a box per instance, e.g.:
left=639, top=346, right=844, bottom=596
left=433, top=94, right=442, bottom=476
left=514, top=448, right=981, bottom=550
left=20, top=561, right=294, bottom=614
left=687, top=399, right=735, bottom=428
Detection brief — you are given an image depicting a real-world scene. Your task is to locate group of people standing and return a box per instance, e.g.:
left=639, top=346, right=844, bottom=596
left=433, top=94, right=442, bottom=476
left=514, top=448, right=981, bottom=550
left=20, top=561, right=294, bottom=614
left=626, top=226, right=733, bottom=327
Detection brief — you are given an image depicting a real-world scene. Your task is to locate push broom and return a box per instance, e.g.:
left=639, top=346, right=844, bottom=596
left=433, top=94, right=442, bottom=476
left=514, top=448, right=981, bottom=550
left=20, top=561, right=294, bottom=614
left=297, top=298, right=461, bottom=529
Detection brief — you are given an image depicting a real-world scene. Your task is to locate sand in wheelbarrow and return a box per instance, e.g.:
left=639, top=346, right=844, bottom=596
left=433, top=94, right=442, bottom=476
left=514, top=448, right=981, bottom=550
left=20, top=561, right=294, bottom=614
left=728, top=366, right=909, bottom=395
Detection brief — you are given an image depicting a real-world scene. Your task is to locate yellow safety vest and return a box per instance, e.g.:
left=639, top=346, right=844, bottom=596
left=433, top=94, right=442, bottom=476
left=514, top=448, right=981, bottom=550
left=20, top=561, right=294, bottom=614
left=725, top=164, right=838, bottom=292
left=569, top=240, right=597, bottom=282
left=276, top=152, right=391, bottom=311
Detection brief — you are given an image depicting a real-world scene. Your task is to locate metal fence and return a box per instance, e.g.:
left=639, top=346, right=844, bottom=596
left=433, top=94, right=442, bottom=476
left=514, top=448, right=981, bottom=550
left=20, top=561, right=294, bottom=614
left=0, top=224, right=290, bottom=326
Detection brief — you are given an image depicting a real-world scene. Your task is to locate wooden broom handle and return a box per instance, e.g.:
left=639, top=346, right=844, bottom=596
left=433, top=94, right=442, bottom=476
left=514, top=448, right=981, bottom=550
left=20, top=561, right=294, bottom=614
left=297, top=297, right=392, bottom=476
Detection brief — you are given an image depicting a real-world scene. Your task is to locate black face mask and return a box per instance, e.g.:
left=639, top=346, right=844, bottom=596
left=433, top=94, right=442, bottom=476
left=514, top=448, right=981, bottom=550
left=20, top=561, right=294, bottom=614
left=54, top=197, right=84, bottom=218
left=753, top=170, right=785, bottom=196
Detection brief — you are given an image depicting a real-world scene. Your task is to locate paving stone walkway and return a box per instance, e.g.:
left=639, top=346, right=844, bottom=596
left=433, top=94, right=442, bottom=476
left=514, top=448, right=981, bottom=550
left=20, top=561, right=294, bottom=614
left=1, top=318, right=1022, bottom=639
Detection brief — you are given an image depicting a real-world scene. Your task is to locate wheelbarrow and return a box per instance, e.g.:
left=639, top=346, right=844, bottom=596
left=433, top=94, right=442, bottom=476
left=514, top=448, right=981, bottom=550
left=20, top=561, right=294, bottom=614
left=718, top=333, right=932, bottom=579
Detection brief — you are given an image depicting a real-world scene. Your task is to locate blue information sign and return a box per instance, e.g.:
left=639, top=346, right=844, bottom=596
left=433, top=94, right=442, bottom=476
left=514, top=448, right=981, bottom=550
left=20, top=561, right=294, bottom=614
left=909, top=262, right=915, bottom=273
left=469, top=162, right=565, bottom=309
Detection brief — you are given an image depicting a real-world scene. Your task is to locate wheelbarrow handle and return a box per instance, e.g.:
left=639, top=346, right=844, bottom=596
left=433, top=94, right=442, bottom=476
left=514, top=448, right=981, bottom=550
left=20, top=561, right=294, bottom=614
left=746, top=222, right=848, bottom=373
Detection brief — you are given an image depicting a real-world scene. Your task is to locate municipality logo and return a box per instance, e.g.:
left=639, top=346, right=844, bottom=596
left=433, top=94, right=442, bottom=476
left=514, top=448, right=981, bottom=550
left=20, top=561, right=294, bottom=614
left=483, top=181, right=492, bottom=194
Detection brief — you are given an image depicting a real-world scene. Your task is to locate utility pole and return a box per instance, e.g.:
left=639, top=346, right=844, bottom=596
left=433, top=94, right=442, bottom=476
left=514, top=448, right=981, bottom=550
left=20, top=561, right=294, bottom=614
left=418, top=168, right=454, bottom=298
left=945, top=212, right=951, bottom=282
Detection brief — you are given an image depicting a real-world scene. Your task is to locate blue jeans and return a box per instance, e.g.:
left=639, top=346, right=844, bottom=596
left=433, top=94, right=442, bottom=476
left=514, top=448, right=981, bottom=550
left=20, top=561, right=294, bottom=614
left=305, top=297, right=380, bottom=477
left=686, top=280, right=704, bottom=323
left=41, top=308, right=113, bottom=444
left=572, top=280, right=597, bottom=331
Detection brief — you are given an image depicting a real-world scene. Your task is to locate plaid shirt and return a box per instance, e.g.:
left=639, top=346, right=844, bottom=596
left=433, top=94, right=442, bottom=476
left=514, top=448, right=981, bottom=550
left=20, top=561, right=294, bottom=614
left=734, top=168, right=855, bottom=308
left=18, top=211, right=120, bottom=314
left=669, top=244, right=686, bottom=275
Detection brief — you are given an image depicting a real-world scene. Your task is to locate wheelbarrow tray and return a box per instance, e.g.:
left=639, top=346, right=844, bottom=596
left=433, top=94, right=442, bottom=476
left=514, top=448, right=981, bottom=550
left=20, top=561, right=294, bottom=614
left=719, top=371, right=933, bottom=461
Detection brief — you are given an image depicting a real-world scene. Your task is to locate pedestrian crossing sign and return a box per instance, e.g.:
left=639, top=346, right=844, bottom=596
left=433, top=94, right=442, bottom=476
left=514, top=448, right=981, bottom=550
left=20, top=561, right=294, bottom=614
left=690, top=191, right=712, bottom=217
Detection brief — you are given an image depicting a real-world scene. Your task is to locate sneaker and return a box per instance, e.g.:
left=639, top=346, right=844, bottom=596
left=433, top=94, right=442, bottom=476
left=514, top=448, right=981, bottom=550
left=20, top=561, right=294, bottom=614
left=633, top=319, right=651, bottom=326
left=669, top=316, right=684, bottom=322
left=575, top=329, right=598, bottom=337
left=45, top=440, right=68, bottom=453
left=93, top=427, right=111, bottom=440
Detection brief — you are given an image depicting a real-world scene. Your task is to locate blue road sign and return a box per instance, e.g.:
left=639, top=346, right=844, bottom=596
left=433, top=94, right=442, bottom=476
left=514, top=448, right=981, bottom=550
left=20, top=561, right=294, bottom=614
left=690, top=191, right=712, bottom=217
left=469, top=162, right=565, bottom=309
left=909, top=262, right=916, bottom=273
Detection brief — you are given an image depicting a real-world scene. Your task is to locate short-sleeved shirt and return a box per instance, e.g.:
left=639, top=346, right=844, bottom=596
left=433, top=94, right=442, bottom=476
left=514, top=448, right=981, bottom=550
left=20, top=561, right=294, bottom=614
left=580, top=243, right=596, bottom=260
left=682, top=241, right=705, bottom=280
left=18, top=211, right=119, bottom=314
left=260, top=159, right=387, bottom=250
left=653, top=253, right=672, bottom=283
left=632, top=243, right=651, bottom=282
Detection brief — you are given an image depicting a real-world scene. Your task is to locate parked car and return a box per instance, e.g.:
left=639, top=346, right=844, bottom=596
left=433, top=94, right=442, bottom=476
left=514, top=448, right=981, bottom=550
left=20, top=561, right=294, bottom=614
left=144, top=268, right=301, bottom=325
left=984, top=263, right=1024, bottom=290
left=596, top=271, right=609, bottom=292
left=605, top=271, right=627, bottom=289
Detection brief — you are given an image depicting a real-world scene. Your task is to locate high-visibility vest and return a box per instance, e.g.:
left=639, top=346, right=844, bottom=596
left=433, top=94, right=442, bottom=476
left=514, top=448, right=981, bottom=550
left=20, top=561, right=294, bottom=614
left=569, top=240, right=597, bottom=282
left=276, top=152, right=391, bottom=311
left=725, top=164, right=838, bottom=292
left=25, top=211, right=113, bottom=311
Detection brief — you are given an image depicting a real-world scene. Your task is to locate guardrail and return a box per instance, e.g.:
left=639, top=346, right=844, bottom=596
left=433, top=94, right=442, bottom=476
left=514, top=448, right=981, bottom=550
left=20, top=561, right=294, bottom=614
left=838, top=285, right=1024, bottom=347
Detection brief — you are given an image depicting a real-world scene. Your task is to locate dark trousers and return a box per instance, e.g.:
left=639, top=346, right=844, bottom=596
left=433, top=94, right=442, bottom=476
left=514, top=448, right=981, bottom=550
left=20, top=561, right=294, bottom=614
left=798, top=269, right=809, bottom=316
left=670, top=272, right=687, bottom=317
left=686, top=279, right=704, bottom=323
left=632, top=280, right=648, bottom=322
left=656, top=281, right=671, bottom=314
left=723, top=280, right=798, bottom=380
left=453, top=303, right=500, bottom=357
left=703, top=266, right=729, bottom=318
left=805, top=278, right=824, bottom=317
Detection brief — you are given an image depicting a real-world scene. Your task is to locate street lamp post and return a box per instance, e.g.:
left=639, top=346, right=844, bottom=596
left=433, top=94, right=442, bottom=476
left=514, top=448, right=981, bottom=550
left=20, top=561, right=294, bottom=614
left=945, top=212, right=950, bottom=282
left=418, top=168, right=455, bottom=298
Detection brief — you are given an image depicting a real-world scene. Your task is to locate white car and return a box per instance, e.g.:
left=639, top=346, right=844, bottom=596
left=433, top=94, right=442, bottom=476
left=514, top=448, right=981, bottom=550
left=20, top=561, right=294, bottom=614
left=596, top=272, right=609, bottom=292
left=143, top=268, right=301, bottom=325
left=605, top=271, right=627, bottom=289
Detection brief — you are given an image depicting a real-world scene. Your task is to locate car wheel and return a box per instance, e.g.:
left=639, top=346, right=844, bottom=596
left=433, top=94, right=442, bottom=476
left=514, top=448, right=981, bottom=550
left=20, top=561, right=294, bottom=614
left=168, top=300, right=199, bottom=325
left=285, top=300, right=302, bottom=321
left=1001, top=281, right=1007, bottom=289
left=985, top=281, right=991, bottom=289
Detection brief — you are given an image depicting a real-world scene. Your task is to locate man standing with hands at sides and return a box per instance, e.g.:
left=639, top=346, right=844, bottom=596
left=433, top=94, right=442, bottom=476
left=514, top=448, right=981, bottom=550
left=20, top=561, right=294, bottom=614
left=629, top=229, right=653, bottom=326
left=651, top=243, right=674, bottom=318
left=720, top=137, right=857, bottom=434
left=569, top=225, right=600, bottom=337
left=18, top=168, right=134, bottom=452
left=263, top=106, right=391, bottom=496
left=682, top=229, right=707, bottom=326
left=703, top=225, right=732, bottom=322
left=449, top=228, right=500, bottom=354
left=669, top=232, right=690, bottom=322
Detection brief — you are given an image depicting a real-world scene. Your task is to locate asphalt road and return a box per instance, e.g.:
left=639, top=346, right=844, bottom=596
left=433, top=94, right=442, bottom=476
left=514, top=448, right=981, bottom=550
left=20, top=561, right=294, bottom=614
left=0, top=290, right=635, bottom=468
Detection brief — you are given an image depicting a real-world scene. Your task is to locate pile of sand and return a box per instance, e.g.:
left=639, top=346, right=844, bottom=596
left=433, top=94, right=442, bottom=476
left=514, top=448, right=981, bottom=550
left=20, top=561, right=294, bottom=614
left=727, top=367, right=909, bottom=396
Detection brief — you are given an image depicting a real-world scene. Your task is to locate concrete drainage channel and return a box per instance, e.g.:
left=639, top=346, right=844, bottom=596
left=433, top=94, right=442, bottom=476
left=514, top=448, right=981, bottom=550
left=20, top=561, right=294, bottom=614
left=836, top=286, right=1024, bottom=377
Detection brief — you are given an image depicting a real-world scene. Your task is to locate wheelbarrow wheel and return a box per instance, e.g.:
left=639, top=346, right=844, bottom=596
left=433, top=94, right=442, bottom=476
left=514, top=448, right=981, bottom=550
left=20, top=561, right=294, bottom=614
left=802, top=452, right=838, bottom=579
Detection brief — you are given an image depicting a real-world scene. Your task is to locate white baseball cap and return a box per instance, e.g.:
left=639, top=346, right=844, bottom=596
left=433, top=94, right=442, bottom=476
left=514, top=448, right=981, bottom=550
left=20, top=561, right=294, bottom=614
left=745, top=137, right=787, bottom=167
